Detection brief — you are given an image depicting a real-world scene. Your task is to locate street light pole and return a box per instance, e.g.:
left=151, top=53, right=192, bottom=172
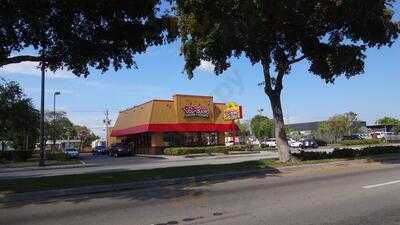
left=52, top=91, right=61, bottom=151
left=39, top=63, right=46, bottom=167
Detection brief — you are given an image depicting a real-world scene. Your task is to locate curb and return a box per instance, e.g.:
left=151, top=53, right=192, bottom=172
left=135, top=154, right=169, bottom=159
left=0, top=169, right=278, bottom=204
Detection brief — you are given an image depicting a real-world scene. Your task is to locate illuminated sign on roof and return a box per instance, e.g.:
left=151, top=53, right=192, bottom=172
left=182, top=105, right=210, bottom=118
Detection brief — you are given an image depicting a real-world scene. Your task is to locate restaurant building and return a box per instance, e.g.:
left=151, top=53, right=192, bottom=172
left=108, top=94, right=242, bottom=154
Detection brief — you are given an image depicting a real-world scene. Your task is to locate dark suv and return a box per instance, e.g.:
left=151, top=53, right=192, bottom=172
left=301, top=139, right=319, bottom=149
left=109, top=143, right=132, bottom=158
left=92, top=145, right=108, bottom=155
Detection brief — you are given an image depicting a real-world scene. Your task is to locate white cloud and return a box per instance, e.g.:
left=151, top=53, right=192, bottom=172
left=0, top=61, right=74, bottom=79
left=198, top=60, right=215, bottom=73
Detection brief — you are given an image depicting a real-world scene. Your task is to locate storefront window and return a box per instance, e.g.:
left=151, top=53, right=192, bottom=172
left=163, top=132, right=218, bottom=147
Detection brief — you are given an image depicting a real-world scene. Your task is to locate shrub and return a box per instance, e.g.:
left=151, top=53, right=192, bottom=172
left=0, top=151, right=15, bottom=161
left=47, top=152, right=72, bottom=161
left=0, top=150, right=33, bottom=162
left=15, top=150, right=33, bottom=162
left=164, top=145, right=249, bottom=156
left=292, top=146, right=400, bottom=161
left=338, top=139, right=382, bottom=146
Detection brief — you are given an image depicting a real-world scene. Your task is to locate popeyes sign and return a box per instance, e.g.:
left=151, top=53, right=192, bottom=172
left=182, top=105, right=210, bottom=118
left=224, top=102, right=242, bottom=120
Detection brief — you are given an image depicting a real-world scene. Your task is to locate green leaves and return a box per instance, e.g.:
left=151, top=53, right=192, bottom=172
left=0, top=0, right=178, bottom=76
left=250, top=115, right=275, bottom=141
left=376, top=117, right=400, bottom=126
left=0, top=79, right=39, bottom=151
left=176, top=0, right=399, bottom=81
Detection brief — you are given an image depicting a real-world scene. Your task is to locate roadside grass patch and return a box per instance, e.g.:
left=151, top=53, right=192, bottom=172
left=0, top=160, right=279, bottom=194
left=1, top=146, right=399, bottom=194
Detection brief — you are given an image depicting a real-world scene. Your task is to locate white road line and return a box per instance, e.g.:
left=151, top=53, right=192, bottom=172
left=362, top=180, right=400, bottom=189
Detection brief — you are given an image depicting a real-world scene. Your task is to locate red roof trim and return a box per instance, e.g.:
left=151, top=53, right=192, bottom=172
left=111, top=123, right=237, bottom=137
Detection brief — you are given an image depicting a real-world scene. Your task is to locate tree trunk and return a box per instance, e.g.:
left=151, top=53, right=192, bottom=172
left=268, top=92, right=291, bottom=162
left=262, top=59, right=291, bottom=162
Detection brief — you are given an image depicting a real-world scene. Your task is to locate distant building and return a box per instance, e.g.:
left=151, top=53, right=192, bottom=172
left=287, top=121, right=367, bottom=136
left=43, top=140, right=81, bottom=151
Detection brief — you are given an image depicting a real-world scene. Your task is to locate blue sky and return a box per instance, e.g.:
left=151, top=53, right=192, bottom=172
left=1, top=3, right=399, bottom=137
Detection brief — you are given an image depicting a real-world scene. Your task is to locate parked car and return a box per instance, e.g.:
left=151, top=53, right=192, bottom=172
left=315, top=139, right=328, bottom=147
left=301, top=139, right=318, bottom=149
left=288, top=139, right=303, bottom=148
left=342, top=135, right=362, bottom=140
left=109, top=143, right=132, bottom=158
left=92, top=145, right=108, bottom=155
left=263, top=138, right=277, bottom=147
left=64, top=148, right=79, bottom=158
left=225, top=140, right=235, bottom=146
left=373, top=132, right=395, bottom=139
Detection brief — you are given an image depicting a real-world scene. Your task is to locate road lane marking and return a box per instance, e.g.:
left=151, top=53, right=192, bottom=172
left=363, top=180, right=400, bottom=189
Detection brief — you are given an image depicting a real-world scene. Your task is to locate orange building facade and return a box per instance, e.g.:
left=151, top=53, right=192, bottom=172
left=108, top=95, right=242, bottom=154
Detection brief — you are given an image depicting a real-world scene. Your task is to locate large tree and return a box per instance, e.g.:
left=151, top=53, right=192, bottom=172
left=176, top=0, right=399, bottom=161
left=376, top=117, right=400, bottom=125
left=250, top=115, right=275, bottom=142
left=0, top=0, right=177, bottom=74
left=315, top=112, right=362, bottom=143
left=0, top=78, right=39, bottom=151
left=45, top=111, right=75, bottom=150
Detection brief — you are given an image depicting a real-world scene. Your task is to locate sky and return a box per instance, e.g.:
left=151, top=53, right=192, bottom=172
left=1, top=3, right=400, bottom=138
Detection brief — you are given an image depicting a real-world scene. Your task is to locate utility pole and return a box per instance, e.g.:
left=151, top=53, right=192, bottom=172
left=103, top=109, right=111, bottom=148
left=52, top=91, right=61, bottom=151
left=39, top=63, right=46, bottom=167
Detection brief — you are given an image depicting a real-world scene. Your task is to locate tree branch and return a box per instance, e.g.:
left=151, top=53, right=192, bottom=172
left=261, top=59, right=273, bottom=96
left=275, top=70, right=285, bottom=92
left=0, top=55, right=42, bottom=67
left=288, top=55, right=306, bottom=64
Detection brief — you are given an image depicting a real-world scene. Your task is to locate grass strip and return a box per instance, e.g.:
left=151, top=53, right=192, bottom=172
left=0, top=156, right=382, bottom=194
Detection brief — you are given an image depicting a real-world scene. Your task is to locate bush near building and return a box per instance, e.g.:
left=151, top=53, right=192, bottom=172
left=164, top=145, right=250, bottom=156
left=338, top=139, right=383, bottom=146
left=47, top=152, right=73, bottom=162
left=293, top=146, right=400, bottom=161
left=0, top=150, right=33, bottom=162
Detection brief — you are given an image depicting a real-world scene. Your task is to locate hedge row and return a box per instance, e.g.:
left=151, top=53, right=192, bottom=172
left=47, top=152, right=73, bottom=161
left=164, top=145, right=249, bottom=156
left=338, top=139, right=383, bottom=146
left=0, top=150, right=33, bottom=162
left=292, top=146, right=400, bottom=161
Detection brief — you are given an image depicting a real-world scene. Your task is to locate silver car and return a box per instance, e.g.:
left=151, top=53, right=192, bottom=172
left=64, top=148, right=80, bottom=158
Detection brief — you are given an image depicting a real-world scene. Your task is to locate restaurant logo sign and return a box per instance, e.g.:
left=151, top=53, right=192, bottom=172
left=182, top=105, right=210, bottom=118
left=224, top=102, right=242, bottom=120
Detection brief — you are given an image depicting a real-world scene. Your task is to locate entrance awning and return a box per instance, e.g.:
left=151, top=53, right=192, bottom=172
left=111, top=123, right=237, bottom=137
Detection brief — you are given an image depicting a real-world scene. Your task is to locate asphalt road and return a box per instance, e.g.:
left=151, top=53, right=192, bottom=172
left=2, top=160, right=400, bottom=225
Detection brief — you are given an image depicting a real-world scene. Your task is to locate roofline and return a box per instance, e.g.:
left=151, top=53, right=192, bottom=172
left=173, top=94, right=213, bottom=98
left=119, top=100, right=155, bottom=113
left=119, top=95, right=220, bottom=113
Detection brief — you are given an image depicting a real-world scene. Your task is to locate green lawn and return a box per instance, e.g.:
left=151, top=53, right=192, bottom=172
left=0, top=159, right=346, bottom=195
left=0, top=158, right=81, bottom=168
